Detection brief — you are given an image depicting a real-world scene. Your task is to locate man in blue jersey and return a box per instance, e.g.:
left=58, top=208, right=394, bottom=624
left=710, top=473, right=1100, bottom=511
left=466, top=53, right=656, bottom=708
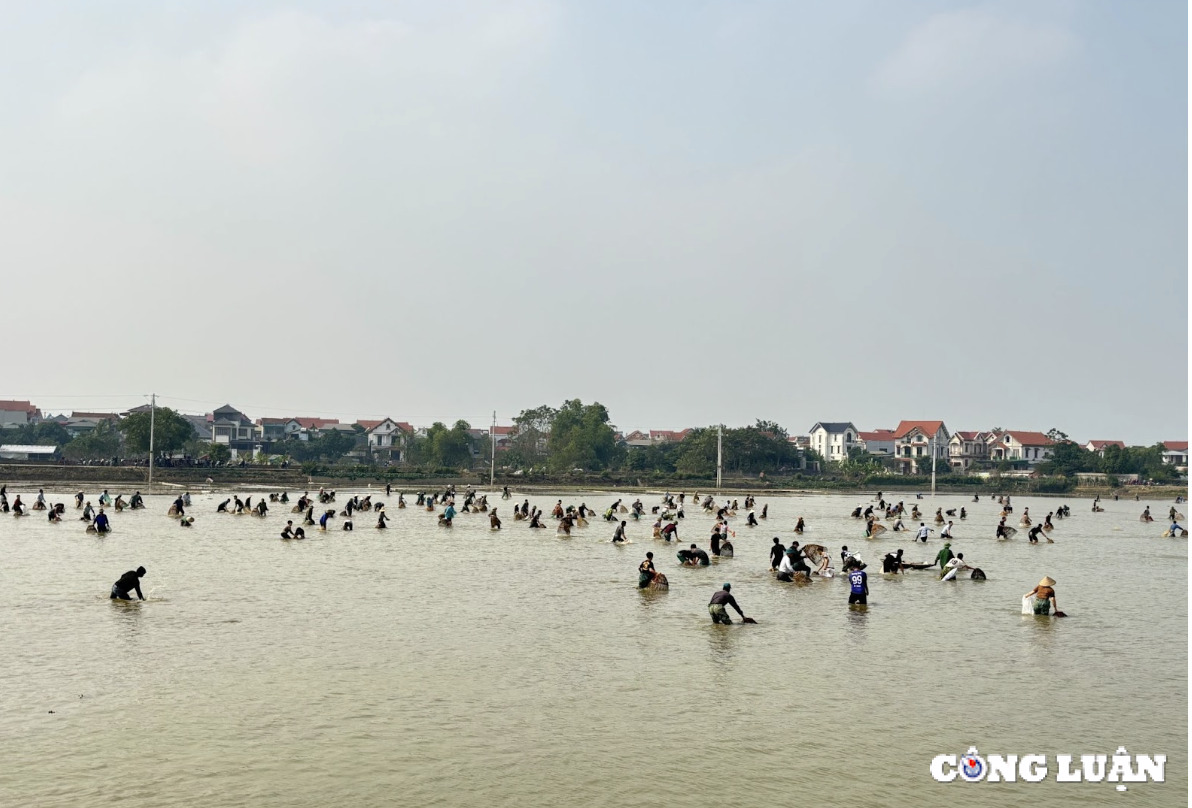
left=848, top=564, right=869, bottom=606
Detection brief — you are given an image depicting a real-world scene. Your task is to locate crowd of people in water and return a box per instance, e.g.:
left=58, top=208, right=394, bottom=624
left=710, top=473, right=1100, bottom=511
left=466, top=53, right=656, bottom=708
left=3, top=482, right=1185, bottom=622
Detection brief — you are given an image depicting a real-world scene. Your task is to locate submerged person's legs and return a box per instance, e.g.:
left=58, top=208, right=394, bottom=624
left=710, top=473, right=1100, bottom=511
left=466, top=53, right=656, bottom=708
left=708, top=604, right=732, bottom=624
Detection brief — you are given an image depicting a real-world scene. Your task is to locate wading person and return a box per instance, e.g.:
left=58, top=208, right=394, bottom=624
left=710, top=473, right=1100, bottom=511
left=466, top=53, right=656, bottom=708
left=637, top=553, right=656, bottom=588
left=111, top=566, right=146, bottom=600
left=1025, top=576, right=1061, bottom=615
left=847, top=563, right=868, bottom=606
left=769, top=537, right=786, bottom=571
left=935, top=542, right=954, bottom=570
left=708, top=583, right=747, bottom=624
left=612, top=521, right=628, bottom=544
left=776, top=550, right=798, bottom=582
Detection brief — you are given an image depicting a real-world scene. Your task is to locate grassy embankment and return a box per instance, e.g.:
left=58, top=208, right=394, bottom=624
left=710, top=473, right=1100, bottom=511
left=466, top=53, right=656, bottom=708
left=0, top=463, right=1185, bottom=500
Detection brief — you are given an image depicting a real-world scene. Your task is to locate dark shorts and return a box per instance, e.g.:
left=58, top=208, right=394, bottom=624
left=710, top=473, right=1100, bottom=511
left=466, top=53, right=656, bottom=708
left=110, top=585, right=131, bottom=600
left=848, top=592, right=867, bottom=605
left=776, top=571, right=793, bottom=582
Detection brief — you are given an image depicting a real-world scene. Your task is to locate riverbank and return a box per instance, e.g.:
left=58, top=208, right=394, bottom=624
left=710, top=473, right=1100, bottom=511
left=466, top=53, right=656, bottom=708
left=0, top=462, right=1185, bottom=500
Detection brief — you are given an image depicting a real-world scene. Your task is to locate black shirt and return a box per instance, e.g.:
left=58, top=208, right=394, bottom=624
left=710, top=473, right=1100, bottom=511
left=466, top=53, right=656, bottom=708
left=769, top=544, right=786, bottom=565
left=114, top=570, right=143, bottom=598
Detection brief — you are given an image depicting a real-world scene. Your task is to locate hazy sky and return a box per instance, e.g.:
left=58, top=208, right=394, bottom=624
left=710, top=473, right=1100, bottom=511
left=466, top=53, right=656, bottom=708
left=1, top=1, right=1186, bottom=443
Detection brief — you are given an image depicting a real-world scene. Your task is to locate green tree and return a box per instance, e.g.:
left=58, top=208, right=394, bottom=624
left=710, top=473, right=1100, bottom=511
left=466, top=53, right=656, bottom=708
left=1036, top=440, right=1094, bottom=477
left=754, top=420, right=789, bottom=440
left=3, top=421, right=72, bottom=446
left=548, top=400, right=618, bottom=471
left=672, top=423, right=799, bottom=477
left=120, top=407, right=196, bottom=457
left=510, top=405, right=557, bottom=468
left=62, top=421, right=124, bottom=460
left=622, top=441, right=681, bottom=473
left=427, top=420, right=473, bottom=468
left=674, top=428, right=718, bottom=476
left=288, top=430, right=359, bottom=463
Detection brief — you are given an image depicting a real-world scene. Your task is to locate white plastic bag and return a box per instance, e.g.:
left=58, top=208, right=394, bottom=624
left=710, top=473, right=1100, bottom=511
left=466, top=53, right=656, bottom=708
left=1021, top=596, right=1033, bottom=615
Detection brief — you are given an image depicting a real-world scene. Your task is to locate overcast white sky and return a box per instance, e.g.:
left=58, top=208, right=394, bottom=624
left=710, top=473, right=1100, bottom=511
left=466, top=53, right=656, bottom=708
left=1, top=1, right=1186, bottom=443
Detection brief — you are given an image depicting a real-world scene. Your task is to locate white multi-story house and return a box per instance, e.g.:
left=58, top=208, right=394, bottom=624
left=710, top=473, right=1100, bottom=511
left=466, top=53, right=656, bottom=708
left=987, top=431, right=1054, bottom=465
left=809, top=422, right=858, bottom=462
left=892, top=420, right=950, bottom=474
left=622, top=430, right=653, bottom=448
left=858, top=429, right=896, bottom=457
left=1085, top=440, right=1125, bottom=456
left=948, top=431, right=992, bottom=471
left=0, top=400, right=41, bottom=428
left=210, top=404, right=257, bottom=457
left=1162, top=441, right=1188, bottom=468
left=356, top=419, right=414, bottom=462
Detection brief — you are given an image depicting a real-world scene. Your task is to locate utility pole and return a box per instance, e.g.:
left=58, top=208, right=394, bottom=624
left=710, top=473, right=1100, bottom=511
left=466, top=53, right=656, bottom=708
left=490, top=411, right=497, bottom=488
left=930, top=431, right=937, bottom=496
left=148, top=393, right=156, bottom=492
left=716, top=424, right=723, bottom=491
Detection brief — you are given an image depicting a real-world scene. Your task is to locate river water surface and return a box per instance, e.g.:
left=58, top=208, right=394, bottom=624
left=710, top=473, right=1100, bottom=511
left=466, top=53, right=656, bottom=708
left=0, top=487, right=1185, bottom=807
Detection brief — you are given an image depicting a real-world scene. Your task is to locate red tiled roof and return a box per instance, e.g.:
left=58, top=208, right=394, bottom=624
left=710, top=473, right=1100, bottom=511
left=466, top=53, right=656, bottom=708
left=650, top=429, right=692, bottom=441
left=953, top=431, right=981, bottom=440
left=1086, top=440, right=1125, bottom=450
left=294, top=417, right=339, bottom=429
left=1164, top=441, right=1188, bottom=451
left=493, top=426, right=516, bottom=435
left=257, top=417, right=291, bottom=425
left=859, top=430, right=895, bottom=441
left=1002, top=430, right=1053, bottom=446
left=0, top=400, right=38, bottom=414
left=358, top=419, right=416, bottom=433
left=893, top=420, right=945, bottom=439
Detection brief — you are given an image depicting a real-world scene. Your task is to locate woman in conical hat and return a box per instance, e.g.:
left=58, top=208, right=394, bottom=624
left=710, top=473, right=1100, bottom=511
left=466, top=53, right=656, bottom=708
left=1025, top=577, right=1061, bottom=615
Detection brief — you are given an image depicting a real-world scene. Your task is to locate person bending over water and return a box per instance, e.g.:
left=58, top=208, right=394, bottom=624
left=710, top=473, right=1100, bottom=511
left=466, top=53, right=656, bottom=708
left=111, top=566, right=146, bottom=600
left=708, top=583, right=747, bottom=624
left=1025, top=577, right=1061, bottom=615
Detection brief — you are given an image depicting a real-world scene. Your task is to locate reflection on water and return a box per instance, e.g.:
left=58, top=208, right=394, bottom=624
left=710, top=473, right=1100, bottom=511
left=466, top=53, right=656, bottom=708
left=0, top=487, right=1185, bottom=807
left=704, top=622, right=739, bottom=671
